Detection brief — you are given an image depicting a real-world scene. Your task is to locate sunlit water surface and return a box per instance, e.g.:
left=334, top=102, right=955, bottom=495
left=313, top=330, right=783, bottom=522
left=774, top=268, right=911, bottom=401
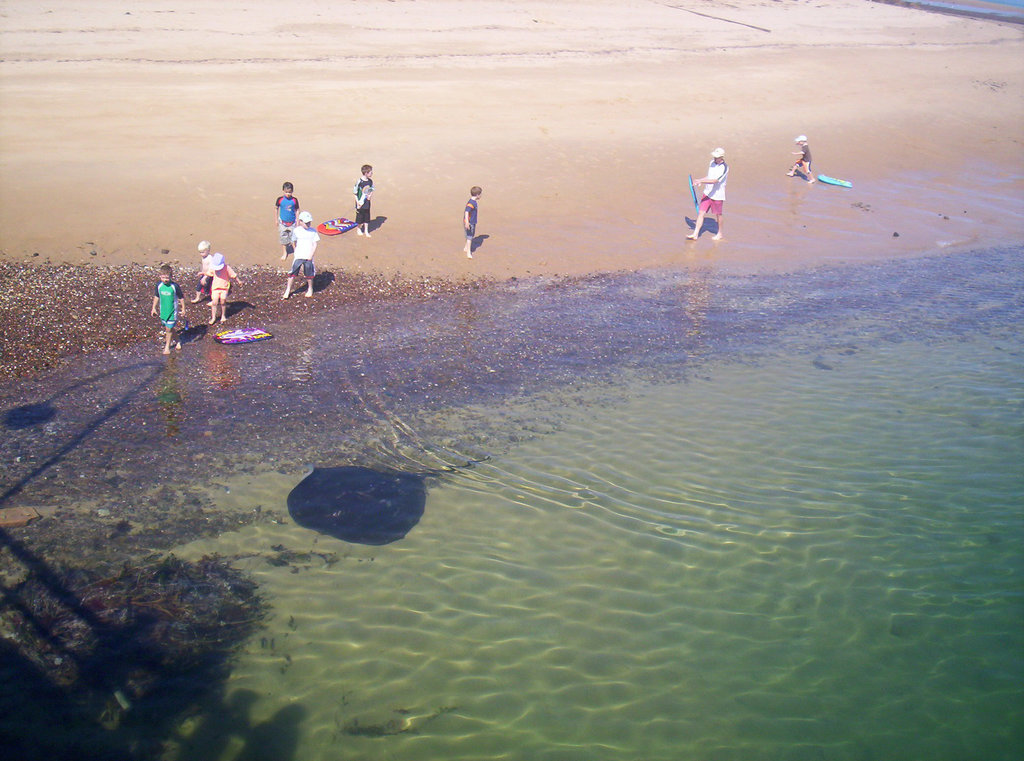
left=157, top=252, right=1023, bottom=760
left=2, top=249, right=1021, bottom=760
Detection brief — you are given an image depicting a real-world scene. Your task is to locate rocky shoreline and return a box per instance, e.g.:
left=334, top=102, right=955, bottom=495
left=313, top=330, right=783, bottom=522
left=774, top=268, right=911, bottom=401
left=0, top=261, right=494, bottom=383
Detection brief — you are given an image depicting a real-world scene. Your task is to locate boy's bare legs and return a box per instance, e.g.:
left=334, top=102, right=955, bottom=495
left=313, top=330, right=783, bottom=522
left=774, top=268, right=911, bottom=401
left=283, top=276, right=294, bottom=300
left=687, top=211, right=705, bottom=240
left=304, top=278, right=314, bottom=297
left=712, top=215, right=723, bottom=241
left=162, top=327, right=173, bottom=354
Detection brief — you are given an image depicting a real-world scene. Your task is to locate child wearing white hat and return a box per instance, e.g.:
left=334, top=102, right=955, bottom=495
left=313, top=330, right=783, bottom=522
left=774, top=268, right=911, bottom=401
left=788, top=135, right=815, bottom=183
left=283, top=211, right=320, bottom=299
left=206, top=252, right=241, bottom=324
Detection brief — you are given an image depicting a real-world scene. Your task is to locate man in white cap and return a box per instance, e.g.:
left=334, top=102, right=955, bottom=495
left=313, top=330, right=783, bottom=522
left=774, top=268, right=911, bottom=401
left=687, top=147, right=729, bottom=241
left=283, top=210, right=320, bottom=299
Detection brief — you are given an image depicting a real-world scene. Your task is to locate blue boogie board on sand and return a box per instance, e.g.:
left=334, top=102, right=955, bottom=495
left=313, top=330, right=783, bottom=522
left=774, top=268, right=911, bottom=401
left=688, top=174, right=699, bottom=211
left=818, top=174, right=853, bottom=188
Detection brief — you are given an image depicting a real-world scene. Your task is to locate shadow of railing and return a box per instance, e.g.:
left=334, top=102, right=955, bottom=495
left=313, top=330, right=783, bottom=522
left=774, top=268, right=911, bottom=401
left=1, top=362, right=292, bottom=759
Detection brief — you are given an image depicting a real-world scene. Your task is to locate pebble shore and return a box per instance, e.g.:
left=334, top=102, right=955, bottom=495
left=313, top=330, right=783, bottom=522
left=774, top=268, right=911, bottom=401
left=0, top=262, right=490, bottom=383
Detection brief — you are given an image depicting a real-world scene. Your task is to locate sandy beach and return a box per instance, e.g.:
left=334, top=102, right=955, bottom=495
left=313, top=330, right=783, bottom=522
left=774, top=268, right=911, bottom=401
left=1, top=0, right=1021, bottom=280
left=0, top=0, right=1022, bottom=378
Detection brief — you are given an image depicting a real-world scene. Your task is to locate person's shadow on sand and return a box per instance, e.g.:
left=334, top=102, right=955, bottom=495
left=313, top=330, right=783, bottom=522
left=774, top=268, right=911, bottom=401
left=223, top=300, right=254, bottom=320
left=685, top=218, right=719, bottom=238
left=469, top=234, right=489, bottom=256
left=312, top=271, right=335, bottom=294
left=369, top=215, right=387, bottom=233
left=179, top=323, right=208, bottom=346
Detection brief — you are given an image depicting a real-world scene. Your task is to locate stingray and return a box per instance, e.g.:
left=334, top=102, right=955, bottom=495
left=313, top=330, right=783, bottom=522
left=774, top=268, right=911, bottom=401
left=287, top=466, right=428, bottom=545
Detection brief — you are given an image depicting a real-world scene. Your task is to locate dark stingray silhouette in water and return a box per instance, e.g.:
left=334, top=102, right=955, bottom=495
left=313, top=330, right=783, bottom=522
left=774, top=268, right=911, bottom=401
left=287, top=466, right=428, bottom=545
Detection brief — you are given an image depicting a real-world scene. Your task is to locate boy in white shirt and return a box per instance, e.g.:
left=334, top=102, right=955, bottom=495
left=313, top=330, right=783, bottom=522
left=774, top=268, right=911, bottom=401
left=687, top=147, right=729, bottom=241
left=283, top=211, right=320, bottom=299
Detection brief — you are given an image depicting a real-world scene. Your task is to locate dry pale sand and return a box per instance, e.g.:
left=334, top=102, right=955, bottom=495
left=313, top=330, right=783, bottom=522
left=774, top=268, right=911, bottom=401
left=1, top=0, right=1022, bottom=280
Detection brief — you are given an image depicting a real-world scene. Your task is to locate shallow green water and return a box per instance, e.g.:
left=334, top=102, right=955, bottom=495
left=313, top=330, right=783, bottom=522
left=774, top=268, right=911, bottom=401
left=2, top=249, right=1021, bottom=759
left=170, top=331, right=1023, bottom=761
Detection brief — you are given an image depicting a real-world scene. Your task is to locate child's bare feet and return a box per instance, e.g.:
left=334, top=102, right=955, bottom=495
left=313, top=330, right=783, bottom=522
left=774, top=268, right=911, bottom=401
left=162, top=347, right=170, bottom=355
left=190, top=296, right=201, bottom=303
left=220, top=317, right=227, bottom=323
left=686, top=234, right=698, bottom=241
left=712, top=233, right=723, bottom=241
left=304, top=290, right=313, bottom=298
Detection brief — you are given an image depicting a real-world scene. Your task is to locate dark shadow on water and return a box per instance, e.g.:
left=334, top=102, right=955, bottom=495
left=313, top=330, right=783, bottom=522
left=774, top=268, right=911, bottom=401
left=4, top=401, right=57, bottom=429
left=179, top=322, right=208, bottom=346
left=1, top=362, right=162, bottom=504
left=287, top=466, right=427, bottom=545
left=0, top=533, right=286, bottom=759
left=167, top=689, right=306, bottom=761
left=1, top=364, right=289, bottom=759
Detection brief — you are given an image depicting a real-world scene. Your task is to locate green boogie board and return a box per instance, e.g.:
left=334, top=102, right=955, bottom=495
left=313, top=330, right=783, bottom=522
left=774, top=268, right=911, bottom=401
left=818, top=174, right=852, bottom=188
left=688, top=174, right=699, bottom=211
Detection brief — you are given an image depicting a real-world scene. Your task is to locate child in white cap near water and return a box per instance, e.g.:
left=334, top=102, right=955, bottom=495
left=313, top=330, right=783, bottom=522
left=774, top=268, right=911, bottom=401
left=206, top=252, right=241, bottom=324
left=788, top=135, right=815, bottom=183
left=687, top=147, right=729, bottom=241
left=283, top=211, right=320, bottom=299
left=191, top=240, right=214, bottom=303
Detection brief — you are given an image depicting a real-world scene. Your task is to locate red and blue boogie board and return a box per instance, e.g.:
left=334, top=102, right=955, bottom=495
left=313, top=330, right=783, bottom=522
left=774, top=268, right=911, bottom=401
left=316, top=217, right=358, bottom=236
left=214, top=327, right=273, bottom=345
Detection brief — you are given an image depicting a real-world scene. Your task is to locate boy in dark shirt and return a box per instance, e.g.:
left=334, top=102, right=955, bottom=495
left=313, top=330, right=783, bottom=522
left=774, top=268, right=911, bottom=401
left=464, top=186, right=482, bottom=258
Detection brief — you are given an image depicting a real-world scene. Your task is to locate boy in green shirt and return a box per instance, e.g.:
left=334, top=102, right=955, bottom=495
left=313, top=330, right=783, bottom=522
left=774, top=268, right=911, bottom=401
left=151, top=264, right=185, bottom=354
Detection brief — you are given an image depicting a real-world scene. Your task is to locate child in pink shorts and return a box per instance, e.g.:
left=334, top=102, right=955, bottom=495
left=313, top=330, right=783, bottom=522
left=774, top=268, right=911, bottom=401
left=206, top=253, right=241, bottom=324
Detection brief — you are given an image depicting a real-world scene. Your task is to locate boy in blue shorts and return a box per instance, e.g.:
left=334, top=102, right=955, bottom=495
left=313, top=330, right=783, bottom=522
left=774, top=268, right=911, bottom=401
left=283, top=211, right=320, bottom=299
left=151, top=263, right=185, bottom=354
left=276, top=181, right=300, bottom=259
